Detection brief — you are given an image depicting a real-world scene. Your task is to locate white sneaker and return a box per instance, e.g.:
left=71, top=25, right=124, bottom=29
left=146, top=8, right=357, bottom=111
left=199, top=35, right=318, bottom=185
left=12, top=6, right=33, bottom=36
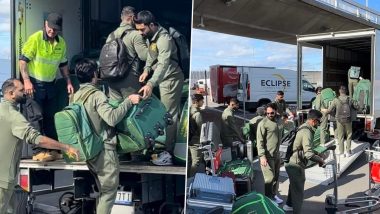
left=151, top=151, right=173, bottom=166
left=283, top=204, right=293, bottom=211
left=273, top=195, right=283, bottom=204
left=345, top=150, right=352, bottom=158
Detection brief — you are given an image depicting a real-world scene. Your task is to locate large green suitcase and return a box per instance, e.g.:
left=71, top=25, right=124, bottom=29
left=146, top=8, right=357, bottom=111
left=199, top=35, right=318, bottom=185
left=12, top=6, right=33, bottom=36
left=353, top=79, right=371, bottom=112
left=110, top=95, right=172, bottom=153
left=232, top=191, right=285, bottom=214
left=174, top=101, right=188, bottom=165
left=320, top=88, right=336, bottom=109
left=55, top=88, right=104, bottom=162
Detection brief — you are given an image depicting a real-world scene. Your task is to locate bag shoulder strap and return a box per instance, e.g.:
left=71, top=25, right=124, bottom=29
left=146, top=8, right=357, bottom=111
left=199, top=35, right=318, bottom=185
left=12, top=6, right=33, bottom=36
left=71, top=87, right=99, bottom=105
left=120, top=28, right=134, bottom=40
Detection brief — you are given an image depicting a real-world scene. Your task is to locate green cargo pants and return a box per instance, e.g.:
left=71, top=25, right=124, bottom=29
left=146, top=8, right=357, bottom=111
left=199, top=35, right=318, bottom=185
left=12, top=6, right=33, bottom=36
left=0, top=187, right=14, bottom=214
left=285, top=162, right=305, bottom=214
left=188, top=145, right=205, bottom=178
left=348, top=78, right=358, bottom=98
left=87, top=149, right=120, bottom=214
left=159, top=73, right=184, bottom=153
left=336, top=121, right=352, bottom=154
left=320, top=112, right=329, bottom=145
left=260, top=157, right=280, bottom=199
left=108, top=73, right=141, bottom=101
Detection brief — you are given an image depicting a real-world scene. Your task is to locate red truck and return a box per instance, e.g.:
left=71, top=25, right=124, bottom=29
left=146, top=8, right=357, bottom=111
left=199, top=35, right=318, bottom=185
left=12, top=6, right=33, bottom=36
left=209, top=65, right=239, bottom=104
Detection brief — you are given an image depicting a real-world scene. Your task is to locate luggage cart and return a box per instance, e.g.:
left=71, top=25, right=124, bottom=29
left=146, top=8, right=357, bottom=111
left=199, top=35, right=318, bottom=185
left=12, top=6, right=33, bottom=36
left=325, top=145, right=380, bottom=213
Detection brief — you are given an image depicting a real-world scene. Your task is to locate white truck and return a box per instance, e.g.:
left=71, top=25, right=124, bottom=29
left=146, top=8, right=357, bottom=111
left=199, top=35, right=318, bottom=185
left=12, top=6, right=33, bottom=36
left=296, top=29, right=380, bottom=132
left=10, top=0, right=190, bottom=213
left=236, top=67, right=316, bottom=110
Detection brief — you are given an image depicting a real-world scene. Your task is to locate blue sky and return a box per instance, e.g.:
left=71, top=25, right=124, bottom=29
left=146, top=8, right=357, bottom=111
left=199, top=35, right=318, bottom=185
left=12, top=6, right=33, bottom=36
left=190, top=0, right=380, bottom=72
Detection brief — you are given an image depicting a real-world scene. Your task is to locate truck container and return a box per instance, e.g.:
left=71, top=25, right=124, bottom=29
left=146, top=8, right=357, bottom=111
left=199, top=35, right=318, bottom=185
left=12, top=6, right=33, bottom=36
left=236, top=66, right=316, bottom=110
left=10, top=0, right=191, bottom=213
left=297, top=28, right=380, bottom=132
left=209, top=65, right=239, bottom=104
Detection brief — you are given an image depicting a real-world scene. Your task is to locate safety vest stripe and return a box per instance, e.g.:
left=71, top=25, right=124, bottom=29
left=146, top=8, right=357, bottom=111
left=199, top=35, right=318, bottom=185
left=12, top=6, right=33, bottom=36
left=34, top=56, right=62, bottom=65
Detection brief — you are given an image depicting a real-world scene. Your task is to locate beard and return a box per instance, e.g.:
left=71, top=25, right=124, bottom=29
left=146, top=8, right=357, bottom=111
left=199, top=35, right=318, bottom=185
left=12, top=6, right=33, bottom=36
left=15, top=94, right=27, bottom=104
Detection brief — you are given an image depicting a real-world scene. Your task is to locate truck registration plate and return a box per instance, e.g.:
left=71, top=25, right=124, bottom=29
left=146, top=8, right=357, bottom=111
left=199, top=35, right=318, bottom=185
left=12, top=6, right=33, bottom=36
left=115, top=191, right=132, bottom=205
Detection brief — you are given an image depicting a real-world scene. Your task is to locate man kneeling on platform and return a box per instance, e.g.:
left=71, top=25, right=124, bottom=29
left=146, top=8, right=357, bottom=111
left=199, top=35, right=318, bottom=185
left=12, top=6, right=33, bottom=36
left=74, top=59, right=141, bottom=214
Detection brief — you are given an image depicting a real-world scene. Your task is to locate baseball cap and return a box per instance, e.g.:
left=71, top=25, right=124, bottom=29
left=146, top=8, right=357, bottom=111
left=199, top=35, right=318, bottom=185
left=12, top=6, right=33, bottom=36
left=46, top=13, right=62, bottom=31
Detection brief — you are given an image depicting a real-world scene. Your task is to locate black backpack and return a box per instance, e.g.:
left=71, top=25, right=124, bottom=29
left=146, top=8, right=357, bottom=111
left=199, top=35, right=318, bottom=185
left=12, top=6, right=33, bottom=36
left=279, top=126, right=310, bottom=163
left=337, top=98, right=351, bottom=123
left=99, top=29, right=135, bottom=80
left=169, top=27, right=190, bottom=74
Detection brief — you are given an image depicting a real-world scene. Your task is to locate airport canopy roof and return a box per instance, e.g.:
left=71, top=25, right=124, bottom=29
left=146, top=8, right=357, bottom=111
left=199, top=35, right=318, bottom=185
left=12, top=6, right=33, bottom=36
left=193, top=0, right=380, bottom=44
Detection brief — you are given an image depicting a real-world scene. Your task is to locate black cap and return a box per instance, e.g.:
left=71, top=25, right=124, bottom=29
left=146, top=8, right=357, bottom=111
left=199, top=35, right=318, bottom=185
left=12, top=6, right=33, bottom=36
left=46, top=13, right=62, bottom=31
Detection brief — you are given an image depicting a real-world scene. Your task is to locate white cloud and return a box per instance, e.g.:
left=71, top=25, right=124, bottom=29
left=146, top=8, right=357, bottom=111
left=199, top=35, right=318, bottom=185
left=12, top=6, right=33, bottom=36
left=0, top=0, right=10, bottom=16
left=0, top=22, right=9, bottom=32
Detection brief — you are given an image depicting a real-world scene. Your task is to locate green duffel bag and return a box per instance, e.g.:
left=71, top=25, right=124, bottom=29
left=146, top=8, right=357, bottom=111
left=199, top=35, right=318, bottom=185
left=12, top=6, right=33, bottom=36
left=232, top=191, right=285, bottom=214
left=218, top=159, right=254, bottom=182
left=55, top=88, right=104, bottom=162
left=321, top=88, right=336, bottom=109
left=110, top=95, right=172, bottom=153
left=174, top=101, right=188, bottom=165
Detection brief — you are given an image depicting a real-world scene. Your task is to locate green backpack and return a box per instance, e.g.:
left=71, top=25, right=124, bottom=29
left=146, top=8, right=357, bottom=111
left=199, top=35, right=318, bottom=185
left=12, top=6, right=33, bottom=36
left=232, top=192, right=285, bottom=214
left=54, top=88, right=104, bottom=162
left=320, top=88, right=336, bottom=109
left=110, top=95, right=171, bottom=153
left=174, top=100, right=188, bottom=165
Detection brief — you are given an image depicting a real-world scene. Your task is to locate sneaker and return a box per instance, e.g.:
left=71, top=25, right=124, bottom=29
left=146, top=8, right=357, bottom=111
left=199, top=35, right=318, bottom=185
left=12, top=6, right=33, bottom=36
left=32, top=152, right=54, bottom=162
left=345, top=150, right=352, bottom=158
left=273, top=195, right=283, bottom=204
left=283, top=204, right=293, bottom=212
left=151, top=151, right=173, bottom=166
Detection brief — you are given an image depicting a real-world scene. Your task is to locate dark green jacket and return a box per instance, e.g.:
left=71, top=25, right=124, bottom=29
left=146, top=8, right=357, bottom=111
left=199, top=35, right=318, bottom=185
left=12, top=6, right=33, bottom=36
left=289, top=123, right=316, bottom=168
left=0, top=100, right=42, bottom=189
left=189, top=105, right=203, bottom=146
left=73, top=84, right=133, bottom=149
left=256, top=116, right=284, bottom=159
left=144, top=25, right=182, bottom=88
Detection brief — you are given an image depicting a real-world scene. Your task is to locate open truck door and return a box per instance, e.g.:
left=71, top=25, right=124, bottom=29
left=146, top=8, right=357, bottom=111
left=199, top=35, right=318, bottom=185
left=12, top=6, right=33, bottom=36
left=297, top=28, right=380, bottom=132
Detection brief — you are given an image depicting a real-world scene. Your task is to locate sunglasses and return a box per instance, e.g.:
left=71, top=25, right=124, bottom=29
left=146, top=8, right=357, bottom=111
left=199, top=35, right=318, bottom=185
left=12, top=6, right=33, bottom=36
left=267, top=112, right=275, bottom=115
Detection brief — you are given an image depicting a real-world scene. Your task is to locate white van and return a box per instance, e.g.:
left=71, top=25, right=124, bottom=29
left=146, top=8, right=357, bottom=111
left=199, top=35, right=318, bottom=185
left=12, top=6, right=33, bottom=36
left=236, top=67, right=316, bottom=109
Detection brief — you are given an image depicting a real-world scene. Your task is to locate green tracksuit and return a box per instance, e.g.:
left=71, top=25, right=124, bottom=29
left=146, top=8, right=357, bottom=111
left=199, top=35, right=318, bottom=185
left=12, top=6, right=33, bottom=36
left=221, top=107, right=244, bottom=147
left=106, top=23, right=148, bottom=100
left=0, top=100, right=42, bottom=213
left=274, top=99, right=291, bottom=116
left=326, top=95, right=359, bottom=154
left=314, top=93, right=329, bottom=145
left=143, top=25, right=184, bottom=153
left=74, top=84, right=133, bottom=214
left=285, top=123, right=316, bottom=214
left=188, top=105, right=204, bottom=177
left=256, top=116, right=284, bottom=199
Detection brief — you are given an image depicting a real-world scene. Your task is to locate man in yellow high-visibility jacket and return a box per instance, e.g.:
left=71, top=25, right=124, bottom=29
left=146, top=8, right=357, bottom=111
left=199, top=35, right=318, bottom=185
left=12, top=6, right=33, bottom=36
left=18, top=13, right=74, bottom=161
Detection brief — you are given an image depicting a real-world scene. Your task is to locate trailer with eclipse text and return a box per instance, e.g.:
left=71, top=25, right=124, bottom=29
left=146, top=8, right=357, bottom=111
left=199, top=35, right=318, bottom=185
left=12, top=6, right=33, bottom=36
left=236, top=66, right=316, bottom=110
left=10, top=0, right=191, bottom=213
